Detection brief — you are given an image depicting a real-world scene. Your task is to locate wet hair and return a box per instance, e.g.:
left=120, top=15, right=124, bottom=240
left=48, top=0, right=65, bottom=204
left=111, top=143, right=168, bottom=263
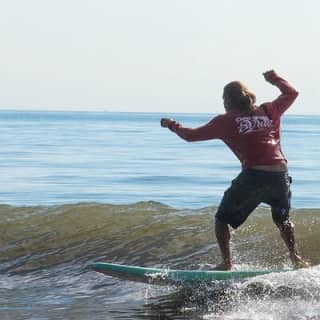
left=223, top=81, right=256, bottom=114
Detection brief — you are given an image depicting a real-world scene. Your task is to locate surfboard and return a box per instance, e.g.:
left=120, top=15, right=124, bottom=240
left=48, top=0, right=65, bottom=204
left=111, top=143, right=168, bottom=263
left=91, top=262, right=290, bottom=285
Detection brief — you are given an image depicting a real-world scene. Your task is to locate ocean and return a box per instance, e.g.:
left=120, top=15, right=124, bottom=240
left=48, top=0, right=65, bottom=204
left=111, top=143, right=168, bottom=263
left=0, top=110, right=320, bottom=320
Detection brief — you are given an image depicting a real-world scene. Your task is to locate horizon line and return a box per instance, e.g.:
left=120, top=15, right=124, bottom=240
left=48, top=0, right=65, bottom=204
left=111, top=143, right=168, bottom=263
left=0, top=108, right=319, bottom=117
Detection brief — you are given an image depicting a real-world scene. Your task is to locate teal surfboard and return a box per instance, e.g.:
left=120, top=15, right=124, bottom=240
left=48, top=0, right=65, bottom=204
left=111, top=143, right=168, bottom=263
left=91, top=262, right=290, bottom=285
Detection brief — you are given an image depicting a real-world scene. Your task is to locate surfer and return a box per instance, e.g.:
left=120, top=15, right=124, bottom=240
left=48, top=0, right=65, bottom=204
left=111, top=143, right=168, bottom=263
left=161, top=70, right=309, bottom=270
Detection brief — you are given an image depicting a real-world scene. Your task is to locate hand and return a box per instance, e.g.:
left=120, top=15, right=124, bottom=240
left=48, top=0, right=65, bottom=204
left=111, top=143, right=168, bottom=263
left=160, top=118, right=174, bottom=128
left=263, top=70, right=276, bottom=83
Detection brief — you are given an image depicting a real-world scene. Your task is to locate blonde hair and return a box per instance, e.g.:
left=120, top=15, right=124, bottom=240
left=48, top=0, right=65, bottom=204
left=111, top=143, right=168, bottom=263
left=223, top=81, right=256, bottom=114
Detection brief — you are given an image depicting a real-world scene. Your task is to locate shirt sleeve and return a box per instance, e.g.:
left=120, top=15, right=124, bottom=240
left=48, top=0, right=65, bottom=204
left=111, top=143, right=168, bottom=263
left=262, top=71, right=299, bottom=119
left=168, top=115, right=225, bottom=142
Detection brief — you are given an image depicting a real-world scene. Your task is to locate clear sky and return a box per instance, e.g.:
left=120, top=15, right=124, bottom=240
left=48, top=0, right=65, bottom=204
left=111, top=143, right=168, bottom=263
left=1, top=0, right=319, bottom=114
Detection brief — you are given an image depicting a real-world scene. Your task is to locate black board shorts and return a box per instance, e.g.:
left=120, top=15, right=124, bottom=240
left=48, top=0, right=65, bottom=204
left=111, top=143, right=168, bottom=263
left=216, top=169, right=292, bottom=229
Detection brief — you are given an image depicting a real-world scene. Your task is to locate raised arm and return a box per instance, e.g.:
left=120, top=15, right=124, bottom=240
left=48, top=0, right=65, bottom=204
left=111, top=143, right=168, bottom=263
left=262, top=70, right=299, bottom=116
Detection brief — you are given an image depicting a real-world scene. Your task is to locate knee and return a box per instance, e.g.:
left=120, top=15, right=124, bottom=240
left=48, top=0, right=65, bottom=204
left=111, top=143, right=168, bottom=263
left=215, top=216, right=227, bottom=228
left=275, top=219, right=294, bottom=232
left=214, top=217, right=230, bottom=238
left=272, top=207, right=290, bottom=225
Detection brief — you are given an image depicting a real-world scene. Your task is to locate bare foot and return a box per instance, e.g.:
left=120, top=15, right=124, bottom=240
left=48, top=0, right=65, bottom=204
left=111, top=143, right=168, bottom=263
left=290, top=253, right=310, bottom=269
left=199, top=262, right=231, bottom=271
left=211, top=262, right=232, bottom=271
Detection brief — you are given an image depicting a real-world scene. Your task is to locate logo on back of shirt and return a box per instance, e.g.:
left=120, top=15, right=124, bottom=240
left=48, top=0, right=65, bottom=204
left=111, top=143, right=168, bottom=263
left=236, top=116, right=273, bottom=134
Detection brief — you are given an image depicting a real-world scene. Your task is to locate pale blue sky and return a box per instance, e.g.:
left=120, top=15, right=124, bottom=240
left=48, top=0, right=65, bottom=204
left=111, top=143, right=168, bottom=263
left=1, top=0, right=319, bottom=114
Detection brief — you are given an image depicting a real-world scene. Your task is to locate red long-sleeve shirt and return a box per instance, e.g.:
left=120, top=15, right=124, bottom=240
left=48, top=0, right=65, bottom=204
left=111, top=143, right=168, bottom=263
left=169, top=72, right=299, bottom=169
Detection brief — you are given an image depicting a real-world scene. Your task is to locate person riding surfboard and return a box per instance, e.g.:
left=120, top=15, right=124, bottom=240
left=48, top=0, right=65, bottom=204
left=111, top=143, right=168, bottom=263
left=161, top=70, right=309, bottom=270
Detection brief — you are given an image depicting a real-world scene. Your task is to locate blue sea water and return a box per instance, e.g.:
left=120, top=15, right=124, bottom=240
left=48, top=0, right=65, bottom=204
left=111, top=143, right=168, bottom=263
left=0, top=110, right=319, bottom=208
left=1, top=110, right=320, bottom=320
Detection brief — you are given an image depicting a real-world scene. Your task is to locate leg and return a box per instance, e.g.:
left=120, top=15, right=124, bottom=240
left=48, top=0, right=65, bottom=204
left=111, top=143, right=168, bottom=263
left=275, top=219, right=309, bottom=268
left=270, top=173, right=308, bottom=268
left=214, top=170, right=262, bottom=270
left=214, top=217, right=232, bottom=270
